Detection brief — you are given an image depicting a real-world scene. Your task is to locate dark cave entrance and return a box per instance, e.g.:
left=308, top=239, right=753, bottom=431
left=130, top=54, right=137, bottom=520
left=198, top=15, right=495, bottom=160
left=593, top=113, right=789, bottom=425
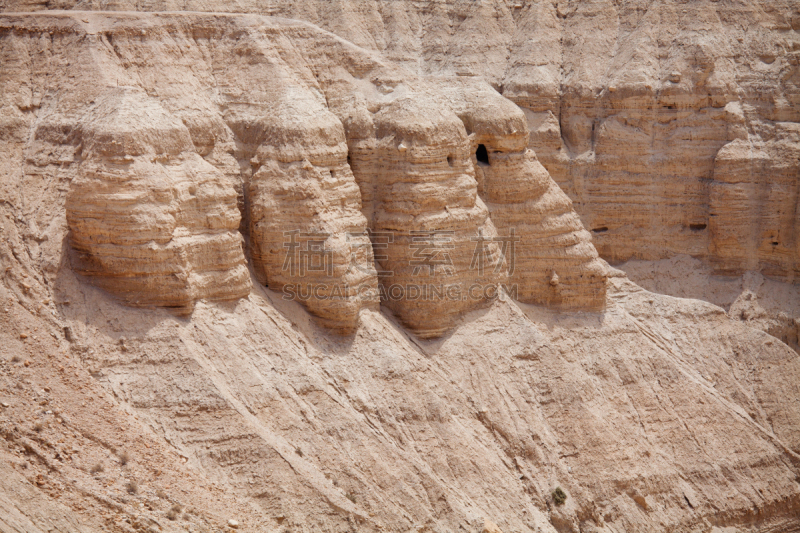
left=475, top=144, right=489, bottom=166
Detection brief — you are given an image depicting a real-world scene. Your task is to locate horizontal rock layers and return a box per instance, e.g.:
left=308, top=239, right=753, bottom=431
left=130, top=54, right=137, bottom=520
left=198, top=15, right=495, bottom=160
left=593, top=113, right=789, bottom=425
left=349, top=96, right=506, bottom=337
left=710, top=132, right=800, bottom=279
left=5, top=12, right=609, bottom=335
left=498, top=0, right=799, bottom=280
left=63, top=87, right=250, bottom=313
left=1, top=11, right=800, bottom=533
left=38, top=0, right=799, bottom=281
left=246, top=96, right=380, bottom=333
left=289, top=33, right=610, bottom=331
left=440, top=79, right=608, bottom=310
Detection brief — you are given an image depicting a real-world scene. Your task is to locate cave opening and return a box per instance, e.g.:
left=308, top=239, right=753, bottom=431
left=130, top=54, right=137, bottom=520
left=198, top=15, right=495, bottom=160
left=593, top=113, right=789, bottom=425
left=476, top=144, right=489, bottom=166
left=689, top=223, right=707, bottom=231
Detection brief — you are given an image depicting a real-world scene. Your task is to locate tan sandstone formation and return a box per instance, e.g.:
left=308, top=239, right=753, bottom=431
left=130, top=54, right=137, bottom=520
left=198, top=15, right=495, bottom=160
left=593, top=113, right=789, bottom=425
left=12, top=0, right=795, bottom=276
left=243, top=86, right=379, bottom=333
left=276, top=24, right=607, bottom=335
left=282, top=33, right=512, bottom=336
left=7, top=9, right=606, bottom=336
left=501, top=0, right=799, bottom=282
left=440, top=79, right=608, bottom=310
left=19, top=0, right=797, bottom=295
left=62, top=88, right=250, bottom=312
left=0, top=9, right=799, bottom=533
left=334, top=92, right=507, bottom=337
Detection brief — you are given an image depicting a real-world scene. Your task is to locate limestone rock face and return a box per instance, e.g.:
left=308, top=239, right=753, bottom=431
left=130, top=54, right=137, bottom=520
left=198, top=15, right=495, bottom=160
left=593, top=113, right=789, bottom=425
left=247, top=99, right=379, bottom=333
left=283, top=26, right=607, bottom=336
left=2, top=11, right=800, bottom=533
left=1, top=11, right=606, bottom=334
left=709, top=134, right=800, bottom=279
left=345, top=95, right=507, bottom=337
left=497, top=0, right=800, bottom=280
left=37, top=0, right=797, bottom=281
left=64, top=88, right=250, bottom=312
left=440, top=80, right=608, bottom=310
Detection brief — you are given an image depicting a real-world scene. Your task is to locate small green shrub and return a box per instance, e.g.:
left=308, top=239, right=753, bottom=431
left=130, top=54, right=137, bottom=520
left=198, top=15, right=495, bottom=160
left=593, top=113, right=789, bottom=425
left=552, top=487, right=567, bottom=506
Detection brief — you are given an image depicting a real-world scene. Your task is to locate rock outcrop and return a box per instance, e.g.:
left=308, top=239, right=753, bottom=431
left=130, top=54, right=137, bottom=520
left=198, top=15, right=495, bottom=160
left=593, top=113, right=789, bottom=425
left=246, top=98, right=380, bottom=333
left=5, top=11, right=606, bottom=335
left=710, top=133, right=800, bottom=279
left=63, top=88, right=250, bottom=313
left=499, top=0, right=799, bottom=281
left=332, top=93, right=507, bottom=337
left=18, top=10, right=606, bottom=337
left=1, top=10, right=799, bottom=533
left=440, top=79, right=608, bottom=310
left=25, top=0, right=796, bottom=282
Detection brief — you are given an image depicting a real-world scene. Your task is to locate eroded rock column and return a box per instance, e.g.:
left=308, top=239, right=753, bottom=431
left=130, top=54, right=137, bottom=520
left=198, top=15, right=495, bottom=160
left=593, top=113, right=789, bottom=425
left=245, top=96, right=379, bottom=333
left=443, top=80, right=609, bottom=310
left=65, top=88, right=250, bottom=312
left=348, top=97, right=506, bottom=337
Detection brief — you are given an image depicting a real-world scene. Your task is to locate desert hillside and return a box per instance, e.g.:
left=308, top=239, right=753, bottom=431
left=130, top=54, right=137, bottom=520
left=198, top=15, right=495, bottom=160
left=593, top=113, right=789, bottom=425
left=4, top=0, right=798, bottom=350
left=0, top=4, right=799, bottom=533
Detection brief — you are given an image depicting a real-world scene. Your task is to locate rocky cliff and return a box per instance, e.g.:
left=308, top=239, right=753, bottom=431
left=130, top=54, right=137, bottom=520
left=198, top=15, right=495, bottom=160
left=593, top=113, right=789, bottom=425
left=0, top=7, right=798, bottom=533
left=7, top=0, right=796, bottom=282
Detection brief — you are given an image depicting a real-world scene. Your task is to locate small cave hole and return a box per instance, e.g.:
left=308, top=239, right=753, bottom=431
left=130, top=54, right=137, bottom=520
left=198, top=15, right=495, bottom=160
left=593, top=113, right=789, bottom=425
left=447, top=155, right=454, bottom=167
left=689, top=223, right=707, bottom=231
left=476, top=144, right=489, bottom=166
left=771, top=241, right=779, bottom=246
left=592, top=226, right=609, bottom=233
left=330, top=169, right=336, bottom=179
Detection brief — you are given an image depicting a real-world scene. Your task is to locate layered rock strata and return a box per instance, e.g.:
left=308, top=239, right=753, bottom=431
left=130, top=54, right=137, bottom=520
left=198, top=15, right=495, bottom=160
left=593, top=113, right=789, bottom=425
left=64, top=87, right=250, bottom=313
left=281, top=32, right=510, bottom=336
left=33, top=10, right=610, bottom=335
left=246, top=97, right=379, bottom=333
left=291, top=32, right=609, bottom=331
left=1, top=12, right=800, bottom=533
left=34, top=0, right=799, bottom=282
left=354, top=96, right=506, bottom=337
left=2, top=9, right=611, bottom=333
left=710, top=133, right=800, bottom=279
left=440, top=80, right=609, bottom=310
left=499, top=0, right=800, bottom=280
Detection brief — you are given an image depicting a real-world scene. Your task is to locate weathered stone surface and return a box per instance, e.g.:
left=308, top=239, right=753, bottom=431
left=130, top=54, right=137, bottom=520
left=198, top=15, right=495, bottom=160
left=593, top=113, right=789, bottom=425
left=276, top=24, right=608, bottom=335
left=7, top=11, right=606, bottom=335
left=20, top=0, right=797, bottom=283
left=246, top=99, right=379, bottom=333
left=0, top=9, right=799, bottom=533
left=63, top=87, right=251, bottom=312
left=341, top=94, right=507, bottom=337
left=440, top=79, right=608, bottom=310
